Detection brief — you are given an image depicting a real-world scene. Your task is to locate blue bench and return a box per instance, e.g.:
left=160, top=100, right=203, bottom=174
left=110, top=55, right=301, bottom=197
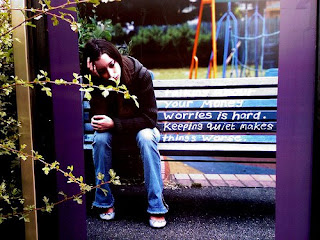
left=83, top=77, right=277, bottom=164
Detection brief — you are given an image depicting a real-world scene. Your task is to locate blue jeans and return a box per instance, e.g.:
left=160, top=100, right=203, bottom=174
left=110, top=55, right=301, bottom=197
left=92, top=128, right=168, bottom=214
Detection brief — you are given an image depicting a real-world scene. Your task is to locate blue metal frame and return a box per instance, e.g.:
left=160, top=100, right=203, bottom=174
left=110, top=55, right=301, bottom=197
left=247, top=3, right=264, bottom=77
left=207, top=2, right=239, bottom=78
left=210, top=1, right=279, bottom=78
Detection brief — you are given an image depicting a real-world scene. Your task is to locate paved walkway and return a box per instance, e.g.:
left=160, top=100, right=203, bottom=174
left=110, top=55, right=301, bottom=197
left=168, top=173, right=276, bottom=188
left=161, top=162, right=276, bottom=188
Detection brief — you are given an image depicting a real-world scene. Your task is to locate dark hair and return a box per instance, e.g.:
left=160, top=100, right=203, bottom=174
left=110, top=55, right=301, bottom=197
left=84, top=39, right=131, bottom=84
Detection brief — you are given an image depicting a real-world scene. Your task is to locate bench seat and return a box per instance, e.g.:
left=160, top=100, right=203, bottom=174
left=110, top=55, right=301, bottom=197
left=83, top=77, right=278, bottom=162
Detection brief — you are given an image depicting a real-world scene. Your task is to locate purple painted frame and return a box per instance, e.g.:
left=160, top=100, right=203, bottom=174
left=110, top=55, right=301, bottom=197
left=276, top=0, right=317, bottom=239
left=47, top=1, right=87, bottom=239
left=45, top=0, right=318, bottom=239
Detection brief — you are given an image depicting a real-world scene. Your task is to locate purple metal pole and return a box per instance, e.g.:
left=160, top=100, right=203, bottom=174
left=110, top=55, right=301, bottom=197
left=276, top=0, right=317, bottom=239
left=47, top=2, right=86, bottom=239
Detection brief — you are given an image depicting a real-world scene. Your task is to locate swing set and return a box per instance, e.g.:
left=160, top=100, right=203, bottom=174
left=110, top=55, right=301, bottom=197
left=189, top=0, right=280, bottom=79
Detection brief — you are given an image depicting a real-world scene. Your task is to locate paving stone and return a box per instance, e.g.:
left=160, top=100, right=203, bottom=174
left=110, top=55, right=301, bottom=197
left=208, top=180, right=228, bottom=187
left=220, top=174, right=238, bottom=181
left=235, top=174, right=255, bottom=181
left=204, top=174, right=223, bottom=180
left=173, top=174, right=192, bottom=187
left=251, top=174, right=274, bottom=182
left=204, top=174, right=228, bottom=187
left=260, top=181, right=276, bottom=188
left=189, top=174, right=206, bottom=180
left=189, top=174, right=211, bottom=187
left=225, top=180, right=246, bottom=187
left=235, top=174, right=262, bottom=188
left=174, top=174, right=190, bottom=180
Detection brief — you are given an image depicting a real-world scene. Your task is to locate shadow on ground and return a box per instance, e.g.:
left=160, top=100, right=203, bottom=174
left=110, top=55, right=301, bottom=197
left=87, top=185, right=275, bottom=240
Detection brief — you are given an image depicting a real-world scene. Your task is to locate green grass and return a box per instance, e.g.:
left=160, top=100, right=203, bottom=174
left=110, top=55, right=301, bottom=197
left=150, top=66, right=260, bottom=80
left=150, top=67, right=207, bottom=79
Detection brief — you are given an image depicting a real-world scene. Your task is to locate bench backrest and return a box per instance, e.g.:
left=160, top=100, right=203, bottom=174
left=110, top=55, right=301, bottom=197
left=84, top=77, right=278, bottom=158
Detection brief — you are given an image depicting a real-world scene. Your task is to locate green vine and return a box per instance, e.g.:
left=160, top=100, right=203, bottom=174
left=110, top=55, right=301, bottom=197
left=0, top=0, right=128, bottom=224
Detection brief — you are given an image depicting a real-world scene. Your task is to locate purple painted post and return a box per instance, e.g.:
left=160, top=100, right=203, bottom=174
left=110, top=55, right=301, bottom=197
left=47, top=2, right=86, bottom=239
left=276, top=0, right=317, bottom=239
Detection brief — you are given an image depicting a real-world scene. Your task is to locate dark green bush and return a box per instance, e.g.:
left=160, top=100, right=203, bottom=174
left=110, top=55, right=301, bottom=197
left=130, top=24, right=213, bottom=68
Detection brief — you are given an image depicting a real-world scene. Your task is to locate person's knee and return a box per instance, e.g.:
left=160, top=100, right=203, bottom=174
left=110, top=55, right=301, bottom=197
left=93, top=131, right=112, bottom=148
left=136, top=128, right=156, bottom=147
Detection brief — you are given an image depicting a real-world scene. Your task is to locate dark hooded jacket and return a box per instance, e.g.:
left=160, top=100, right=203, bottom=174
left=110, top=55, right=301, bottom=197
left=89, top=56, right=157, bottom=134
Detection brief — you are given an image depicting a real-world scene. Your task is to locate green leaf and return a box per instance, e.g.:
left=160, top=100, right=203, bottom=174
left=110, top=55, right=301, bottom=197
left=26, top=22, right=36, bottom=28
left=50, top=161, right=60, bottom=170
left=86, top=87, right=94, bottom=92
left=84, top=74, right=92, bottom=82
left=45, top=204, right=54, bottom=213
left=73, top=196, right=83, bottom=204
left=109, top=169, right=116, bottom=178
left=20, top=144, right=27, bottom=150
left=0, top=182, right=6, bottom=193
left=54, top=79, right=67, bottom=85
left=66, top=7, right=77, bottom=12
left=11, top=188, right=19, bottom=196
left=73, top=73, right=80, bottom=79
left=102, top=31, right=112, bottom=41
left=58, top=191, right=67, bottom=198
left=19, top=214, right=30, bottom=223
left=39, top=70, right=48, bottom=76
left=2, top=195, right=10, bottom=204
left=97, top=172, right=105, bottom=181
left=119, top=84, right=127, bottom=91
left=17, top=153, right=27, bottom=161
left=0, top=215, right=6, bottom=224
left=89, top=0, right=100, bottom=5
left=100, top=188, right=108, bottom=196
left=111, top=177, right=121, bottom=185
left=43, top=196, right=49, bottom=204
left=78, top=176, right=83, bottom=183
left=42, top=165, right=50, bottom=175
left=44, top=0, right=52, bottom=8
left=70, top=22, right=80, bottom=32
left=51, top=16, right=59, bottom=26
left=115, top=78, right=120, bottom=86
left=84, top=91, right=92, bottom=100
left=23, top=205, right=35, bottom=211
left=67, top=165, right=74, bottom=172
left=123, top=91, right=130, bottom=99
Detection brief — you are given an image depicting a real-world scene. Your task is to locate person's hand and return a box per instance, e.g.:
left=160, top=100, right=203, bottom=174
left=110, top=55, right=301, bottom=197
left=87, top=57, right=100, bottom=77
left=91, top=115, right=114, bottom=131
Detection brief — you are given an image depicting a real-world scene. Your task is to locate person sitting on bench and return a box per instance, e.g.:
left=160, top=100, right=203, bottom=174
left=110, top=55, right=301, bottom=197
left=84, top=39, right=168, bottom=228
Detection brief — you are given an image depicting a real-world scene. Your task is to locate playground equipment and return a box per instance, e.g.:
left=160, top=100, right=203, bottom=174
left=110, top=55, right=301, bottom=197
left=189, top=0, right=217, bottom=79
left=189, top=0, right=280, bottom=79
